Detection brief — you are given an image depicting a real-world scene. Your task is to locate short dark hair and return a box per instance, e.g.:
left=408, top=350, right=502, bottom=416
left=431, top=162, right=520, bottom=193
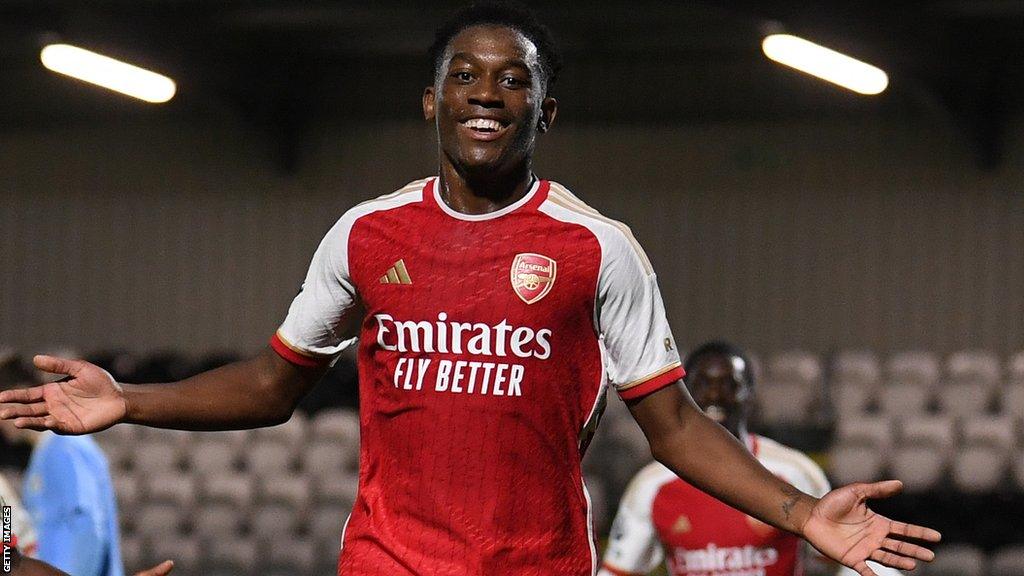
left=683, top=341, right=756, bottom=389
left=428, top=1, right=563, bottom=94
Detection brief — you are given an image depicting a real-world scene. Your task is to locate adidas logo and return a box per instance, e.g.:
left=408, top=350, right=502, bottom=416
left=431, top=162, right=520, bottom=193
left=379, top=259, right=412, bottom=285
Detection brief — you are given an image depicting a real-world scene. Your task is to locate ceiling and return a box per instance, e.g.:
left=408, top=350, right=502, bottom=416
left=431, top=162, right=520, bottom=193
left=1, top=1, right=1022, bottom=169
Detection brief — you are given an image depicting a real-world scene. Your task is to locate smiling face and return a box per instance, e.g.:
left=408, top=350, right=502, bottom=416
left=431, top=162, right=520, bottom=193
left=685, top=353, right=753, bottom=439
left=423, top=24, right=557, bottom=180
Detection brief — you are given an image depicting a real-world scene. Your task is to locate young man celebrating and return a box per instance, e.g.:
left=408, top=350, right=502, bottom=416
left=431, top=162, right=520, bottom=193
left=0, top=3, right=938, bottom=575
left=599, top=342, right=901, bottom=576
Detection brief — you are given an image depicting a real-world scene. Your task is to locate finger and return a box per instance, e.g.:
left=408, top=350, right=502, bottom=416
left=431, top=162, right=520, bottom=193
left=32, top=355, right=80, bottom=376
left=0, top=402, right=50, bottom=419
left=856, top=480, right=903, bottom=499
left=852, top=560, right=877, bottom=576
left=883, top=537, right=935, bottom=561
left=871, top=549, right=916, bottom=570
left=135, top=560, right=174, bottom=576
left=889, top=519, right=943, bottom=542
left=13, top=416, right=56, bottom=431
left=0, top=387, right=45, bottom=404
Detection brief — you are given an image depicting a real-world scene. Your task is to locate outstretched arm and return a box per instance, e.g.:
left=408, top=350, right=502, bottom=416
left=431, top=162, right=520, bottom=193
left=627, top=383, right=940, bottom=576
left=0, top=348, right=327, bottom=433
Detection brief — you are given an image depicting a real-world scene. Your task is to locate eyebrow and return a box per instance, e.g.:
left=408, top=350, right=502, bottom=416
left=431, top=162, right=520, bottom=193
left=448, top=52, right=533, bottom=73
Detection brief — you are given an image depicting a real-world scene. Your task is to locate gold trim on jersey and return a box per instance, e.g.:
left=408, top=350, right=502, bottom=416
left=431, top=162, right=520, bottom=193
left=617, top=361, right=683, bottom=391
left=546, top=183, right=654, bottom=275
left=379, top=259, right=413, bottom=285
left=353, top=177, right=430, bottom=209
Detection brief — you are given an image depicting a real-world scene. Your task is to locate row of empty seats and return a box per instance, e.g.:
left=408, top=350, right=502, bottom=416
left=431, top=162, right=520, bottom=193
left=830, top=443, right=1024, bottom=493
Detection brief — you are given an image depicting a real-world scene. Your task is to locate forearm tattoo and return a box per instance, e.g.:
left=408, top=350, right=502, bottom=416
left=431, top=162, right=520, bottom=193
left=781, top=484, right=802, bottom=521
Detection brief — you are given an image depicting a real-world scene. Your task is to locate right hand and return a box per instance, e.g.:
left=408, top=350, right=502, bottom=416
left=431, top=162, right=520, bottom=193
left=0, top=355, right=128, bottom=434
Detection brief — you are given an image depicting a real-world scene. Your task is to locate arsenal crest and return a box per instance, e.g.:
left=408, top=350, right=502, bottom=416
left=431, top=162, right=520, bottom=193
left=510, top=253, right=556, bottom=304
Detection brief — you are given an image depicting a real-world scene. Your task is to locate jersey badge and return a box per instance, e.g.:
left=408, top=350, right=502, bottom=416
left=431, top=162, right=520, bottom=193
left=510, top=253, right=556, bottom=304
left=379, top=259, right=413, bottom=285
left=672, top=514, right=692, bottom=534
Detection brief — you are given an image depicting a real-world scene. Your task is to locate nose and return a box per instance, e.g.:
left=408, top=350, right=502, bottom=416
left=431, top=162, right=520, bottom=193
left=468, top=75, right=504, bottom=109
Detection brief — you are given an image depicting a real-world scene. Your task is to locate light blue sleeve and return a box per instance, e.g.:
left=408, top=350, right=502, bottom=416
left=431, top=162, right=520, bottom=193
left=25, top=438, right=108, bottom=576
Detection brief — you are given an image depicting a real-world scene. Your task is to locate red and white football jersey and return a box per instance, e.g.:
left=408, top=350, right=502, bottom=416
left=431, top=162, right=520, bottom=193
left=599, top=435, right=831, bottom=576
left=0, top=474, right=36, bottom=557
left=272, top=177, right=684, bottom=575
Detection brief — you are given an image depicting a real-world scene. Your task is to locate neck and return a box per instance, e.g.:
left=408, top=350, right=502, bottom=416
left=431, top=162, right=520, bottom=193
left=437, top=160, right=534, bottom=215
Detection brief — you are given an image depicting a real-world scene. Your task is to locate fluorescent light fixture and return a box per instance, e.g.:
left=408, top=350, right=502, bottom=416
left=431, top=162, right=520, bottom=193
left=761, top=34, right=888, bottom=95
left=40, top=43, right=176, bottom=103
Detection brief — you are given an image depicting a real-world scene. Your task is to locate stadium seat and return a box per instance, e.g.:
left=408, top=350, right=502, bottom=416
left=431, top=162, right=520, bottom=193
left=767, top=351, right=822, bottom=385
left=1002, top=383, right=1024, bottom=416
left=258, top=472, right=312, bottom=509
left=303, top=438, right=358, bottom=476
left=245, top=438, right=297, bottom=473
left=251, top=502, right=301, bottom=539
left=145, top=471, right=197, bottom=508
left=923, top=543, right=985, bottom=576
left=961, top=415, right=1017, bottom=451
left=200, top=471, right=255, bottom=507
left=102, top=443, right=132, bottom=474
left=192, top=502, right=245, bottom=539
left=93, top=424, right=141, bottom=449
left=142, top=428, right=198, bottom=448
left=265, top=535, right=317, bottom=572
left=120, top=534, right=145, bottom=574
left=832, top=350, right=881, bottom=386
left=135, top=502, right=185, bottom=539
left=989, top=545, right=1024, bottom=576
left=900, top=415, right=956, bottom=449
left=204, top=537, right=258, bottom=573
left=755, top=382, right=819, bottom=426
left=310, top=503, right=350, bottom=549
left=314, top=471, right=360, bottom=507
left=147, top=535, right=201, bottom=576
left=946, top=350, right=1001, bottom=384
left=951, top=445, right=1007, bottom=493
left=253, top=411, right=308, bottom=447
left=133, top=438, right=184, bottom=473
left=834, top=415, right=894, bottom=450
left=312, top=408, right=361, bottom=447
left=886, top=351, right=940, bottom=387
left=889, top=445, right=947, bottom=493
left=828, top=443, right=886, bottom=485
left=936, top=382, right=995, bottom=418
left=1013, top=451, right=1024, bottom=491
left=832, top=382, right=877, bottom=415
left=113, top=471, right=143, bottom=510
left=187, top=437, right=241, bottom=474
left=1007, top=351, right=1024, bottom=383
left=879, top=383, right=933, bottom=415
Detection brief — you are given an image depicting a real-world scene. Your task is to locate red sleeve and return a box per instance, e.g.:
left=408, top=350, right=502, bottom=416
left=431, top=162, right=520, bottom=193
left=617, top=365, right=685, bottom=400
left=270, top=332, right=334, bottom=368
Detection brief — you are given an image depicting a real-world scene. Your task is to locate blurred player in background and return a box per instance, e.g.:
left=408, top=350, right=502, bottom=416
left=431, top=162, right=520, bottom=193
left=0, top=3, right=939, bottom=575
left=600, top=342, right=900, bottom=576
left=1, top=491, right=172, bottom=576
left=0, top=376, right=124, bottom=576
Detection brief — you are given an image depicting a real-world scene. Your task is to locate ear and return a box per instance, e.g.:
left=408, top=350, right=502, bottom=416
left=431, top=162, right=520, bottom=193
left=423, top=86, right=436, bottom=121
left=538, top=96, right=557, bottom=133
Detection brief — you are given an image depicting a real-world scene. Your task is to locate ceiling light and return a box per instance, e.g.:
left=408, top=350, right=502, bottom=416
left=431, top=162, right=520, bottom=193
left=761, top=34, right=888, bottom=95
left=40, top=43, right=176, bottom=104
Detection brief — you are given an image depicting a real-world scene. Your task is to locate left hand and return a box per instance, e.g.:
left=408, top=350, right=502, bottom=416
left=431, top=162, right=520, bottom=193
left=134, top=560, right=174, bottom=576
left=803, top=480, right=940, bottom=575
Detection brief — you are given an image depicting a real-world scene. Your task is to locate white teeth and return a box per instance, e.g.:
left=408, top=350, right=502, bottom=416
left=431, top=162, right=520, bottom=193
left=463, top=118, right=502, bottom=131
